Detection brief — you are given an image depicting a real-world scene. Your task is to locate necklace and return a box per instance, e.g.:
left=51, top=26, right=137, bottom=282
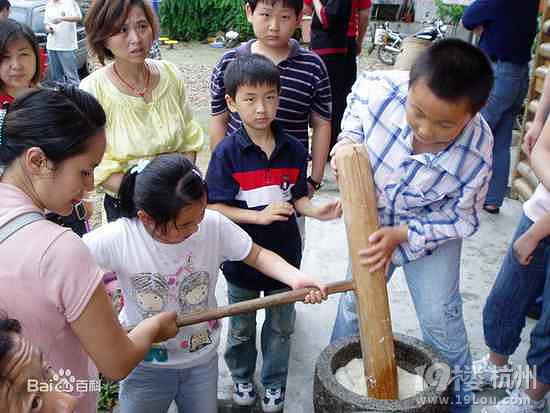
left=112, top=62, right=150, bottom=98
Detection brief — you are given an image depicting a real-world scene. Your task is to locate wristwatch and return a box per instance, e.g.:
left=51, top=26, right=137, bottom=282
left=307, top=176, right=322, bottom=191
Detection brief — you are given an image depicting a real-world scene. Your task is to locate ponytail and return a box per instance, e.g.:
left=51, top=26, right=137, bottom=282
left=118, top=169, right=140, bottom=218
left=117, top=154, right=207, bottom=231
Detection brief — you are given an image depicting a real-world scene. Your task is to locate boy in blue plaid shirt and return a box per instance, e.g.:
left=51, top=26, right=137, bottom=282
left=330, top=39, right=494, bottom=412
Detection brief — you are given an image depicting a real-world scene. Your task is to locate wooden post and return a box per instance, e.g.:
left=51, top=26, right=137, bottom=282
left=336, top=144, right=398, bottom=400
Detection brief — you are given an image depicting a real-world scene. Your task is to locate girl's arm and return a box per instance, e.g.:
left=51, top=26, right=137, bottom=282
left=70, top=284, right=178, bottom=381
left=513, top=213, right=550, bottom=265
left=242, top=243, right=327, bottom=302
left=294, top=196, right=342, bottom=221
left=530, top=118, right=550, bottom=189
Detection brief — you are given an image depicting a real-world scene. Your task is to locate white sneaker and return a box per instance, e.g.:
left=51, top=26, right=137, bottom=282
left=472, top=354, right=517, bottom=390
left=232, top=382, right=256, bottom=406
left=262, top=386, right=285, bottom=413
left=482, top=389, right=546, bottom=413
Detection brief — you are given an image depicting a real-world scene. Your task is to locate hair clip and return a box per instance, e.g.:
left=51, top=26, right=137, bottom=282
left=130, top=159, right=151, bottom=175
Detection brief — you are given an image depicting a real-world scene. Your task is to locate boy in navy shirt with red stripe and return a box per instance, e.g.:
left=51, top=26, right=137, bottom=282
left=206, top=54, right=341, bottom=412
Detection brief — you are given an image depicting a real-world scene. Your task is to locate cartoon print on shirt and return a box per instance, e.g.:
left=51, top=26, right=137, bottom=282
left=178, top=271, right=209, bottom=313
left=177, top=271, right=215, bottom=352
left=131, top=273, right=169, bottom=317
left=189, top=330, right=212, bottom=352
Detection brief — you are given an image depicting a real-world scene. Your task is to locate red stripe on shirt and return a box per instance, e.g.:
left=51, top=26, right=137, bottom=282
left=312, top=47, right=348, bottom=55
left=233, top=168, right=300, bottom=191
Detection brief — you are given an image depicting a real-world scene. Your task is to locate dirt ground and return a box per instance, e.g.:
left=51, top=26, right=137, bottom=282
left=169, top=41, right=389, bottom=112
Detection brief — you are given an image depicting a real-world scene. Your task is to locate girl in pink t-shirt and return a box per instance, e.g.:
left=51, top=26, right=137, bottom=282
left=0, top=86, right=178, bottom=412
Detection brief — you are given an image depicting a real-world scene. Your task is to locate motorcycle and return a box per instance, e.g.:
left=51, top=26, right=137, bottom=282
left=413, top=19, right=448, bottom=42
left=374, top=22, right=402, bottom=65
left=373, top=19, right=448, bottom=66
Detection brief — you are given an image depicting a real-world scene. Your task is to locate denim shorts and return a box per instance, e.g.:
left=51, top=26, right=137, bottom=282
left=118, top=354, right=218, bottom=413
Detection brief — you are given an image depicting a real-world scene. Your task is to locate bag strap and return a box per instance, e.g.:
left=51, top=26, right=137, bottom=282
left=0, top=212, right=43, bottom=244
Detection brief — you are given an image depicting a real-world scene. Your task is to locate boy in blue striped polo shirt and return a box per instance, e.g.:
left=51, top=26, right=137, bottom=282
left=206, top=54, right=341, bottom=412
left=330, top=39, right=494, bottom=413
left=210, top=0, right=332, bottom=198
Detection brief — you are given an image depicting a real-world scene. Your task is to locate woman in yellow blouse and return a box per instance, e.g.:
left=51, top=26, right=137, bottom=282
left=81, top=0, right=203, bottom=221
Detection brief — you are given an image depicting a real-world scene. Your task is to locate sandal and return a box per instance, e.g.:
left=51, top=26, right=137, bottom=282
left=483, top=204, right=500, bottom=214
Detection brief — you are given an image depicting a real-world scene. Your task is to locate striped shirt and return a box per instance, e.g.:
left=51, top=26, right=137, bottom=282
left=340, top=71, right=493, bottom=265
left=210, top=39, right=332, bottom=150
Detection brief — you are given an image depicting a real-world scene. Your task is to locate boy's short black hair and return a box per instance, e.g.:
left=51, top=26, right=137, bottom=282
left=247, top=0, right=303, bottom=16
left=0, top=0, right=10, bottom=12
left=409, top=38, right=493, bottom=114
left=224, top=54, right=281, bottom=99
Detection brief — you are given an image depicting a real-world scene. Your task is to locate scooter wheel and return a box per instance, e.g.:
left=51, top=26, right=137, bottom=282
left=377, top=46, right=396, bottom=65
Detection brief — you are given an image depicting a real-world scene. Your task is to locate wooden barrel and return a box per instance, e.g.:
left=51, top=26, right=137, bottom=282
left=394, top=37, right=431, bottom=71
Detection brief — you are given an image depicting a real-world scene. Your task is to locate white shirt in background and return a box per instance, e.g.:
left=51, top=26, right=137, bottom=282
left=44, top=0, right=81, bottom=51
left=524, top=183, right=550, bottom=222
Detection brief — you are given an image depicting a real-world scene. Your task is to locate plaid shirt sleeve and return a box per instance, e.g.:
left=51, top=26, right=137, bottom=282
left=338, top=71, right=382, bottom=144
left=400, top=121, right=493, bottom=262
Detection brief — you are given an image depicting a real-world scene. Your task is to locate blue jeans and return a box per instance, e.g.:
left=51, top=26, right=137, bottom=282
left=224, top=282, right=296, bottom=388
left=331, top=239, right=473, bottom=412
left=47, top=49, right=80, bottom=85
left=118, top=354, right=218, bottom=413
left=481, top=61, right=529, bottom=208
left=483, top=213, right=550, bottom=384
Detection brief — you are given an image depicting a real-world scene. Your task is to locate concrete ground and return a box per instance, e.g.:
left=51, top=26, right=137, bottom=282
left=209, top=188, right=547, bottom=413
left=114, top=43, right=547, bottom=412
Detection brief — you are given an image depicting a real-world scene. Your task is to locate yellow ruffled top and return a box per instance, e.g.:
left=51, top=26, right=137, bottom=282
left=80, top=59, right=204, bottom=189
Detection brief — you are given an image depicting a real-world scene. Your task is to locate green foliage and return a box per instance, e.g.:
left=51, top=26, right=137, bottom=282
left=435, top=0, right=466, bottom=25
left=160, top=0, right=254, bottom=41
left=97, top=376, right=119, bottom=412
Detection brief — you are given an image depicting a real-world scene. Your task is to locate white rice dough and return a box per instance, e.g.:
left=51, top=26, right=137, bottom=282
left=335, top=358, right=426, bottom=399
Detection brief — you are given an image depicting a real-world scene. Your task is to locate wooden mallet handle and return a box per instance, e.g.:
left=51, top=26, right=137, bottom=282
left=124, top=280, right=354, bottom=332
left=175, top=280, right=354, bottom=327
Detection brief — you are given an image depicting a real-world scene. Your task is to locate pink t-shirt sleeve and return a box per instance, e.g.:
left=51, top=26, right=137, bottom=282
left=41, top=231, right=103, bottom=323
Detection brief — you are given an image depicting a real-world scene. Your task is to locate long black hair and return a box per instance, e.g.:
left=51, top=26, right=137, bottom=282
left=0, top=85, right=106, bottom=169
left=118, top=154, right=207, bottom=232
